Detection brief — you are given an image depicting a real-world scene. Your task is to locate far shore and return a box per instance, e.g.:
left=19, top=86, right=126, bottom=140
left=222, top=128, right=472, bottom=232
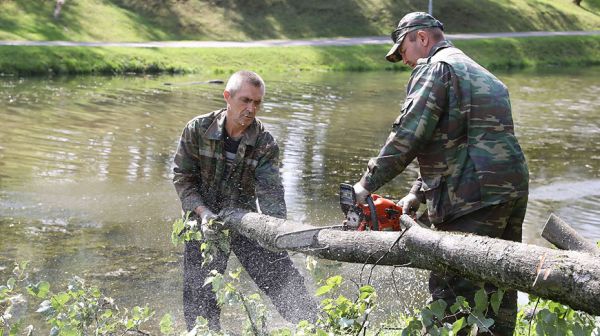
left=0, top=34, right=599, bottom=76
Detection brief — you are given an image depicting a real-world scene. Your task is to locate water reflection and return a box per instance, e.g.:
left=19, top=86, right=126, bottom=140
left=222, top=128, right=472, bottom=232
left=0, top=69, right=599, bottom=330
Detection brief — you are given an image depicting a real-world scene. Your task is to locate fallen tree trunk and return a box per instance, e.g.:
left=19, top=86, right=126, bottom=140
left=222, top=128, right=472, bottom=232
left=222, top=209, right=600, bottom=316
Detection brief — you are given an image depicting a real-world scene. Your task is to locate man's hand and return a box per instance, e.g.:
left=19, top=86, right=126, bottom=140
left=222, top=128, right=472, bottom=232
left=195, top=207, right=220, bottom=241
left=353, top=182, right=370, bottom=204
left=397, top=193, right=420, bottom=216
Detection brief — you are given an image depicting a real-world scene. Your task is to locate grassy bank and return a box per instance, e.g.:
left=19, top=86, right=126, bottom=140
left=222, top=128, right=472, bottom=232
left=0, top=0, right=599, bottom=42
left=1, top=0, right=599, bottom=76
left=1, top=35, right=599, bottom=76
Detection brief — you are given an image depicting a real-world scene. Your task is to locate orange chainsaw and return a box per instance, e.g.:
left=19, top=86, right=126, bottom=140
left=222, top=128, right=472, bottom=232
left=273, top=183, right=405, bottom=250
left=339, top=183, right=403, bottom=231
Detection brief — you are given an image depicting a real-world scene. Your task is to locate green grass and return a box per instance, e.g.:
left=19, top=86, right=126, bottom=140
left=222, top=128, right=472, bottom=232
left=1, top=35, right=599, bottom=76
left=1, top=0, right=599, bottom=76
left=0, top=0, right=599, bottom=42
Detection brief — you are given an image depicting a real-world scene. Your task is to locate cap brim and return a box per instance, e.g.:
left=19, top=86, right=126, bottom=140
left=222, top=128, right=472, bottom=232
left=386, top=33, right=406, bottom=63
left=385, top=43, right=402, bottom=63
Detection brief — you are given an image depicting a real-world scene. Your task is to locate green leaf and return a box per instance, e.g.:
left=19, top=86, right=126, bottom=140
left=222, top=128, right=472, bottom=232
left=27, top=281, right=50, bottom=299
left=450, top=296, right=469, bottom=314
left=452, top=317, right=466, bottom=333
left=467, top=311, right=494, bottom=331
left=490, top=289, right=504, bottom=315
left=0, top=285, right=9, bottom=299
left=539, top=309, right=555, bottom=324
left=315, top=329, right=328, bottom=336
left=325, top=275, right=342, bottom=288
left=474, top=288, right=488, bottom=313
left=208, top=272, right=224, bottom=292
left=315, top=285, right=332, bottom=296
left=159, top=313, right=174, bottom=335
left=480, top=317, right=494, bottom=331
left=101, top=309, right=113, bottom=319
left=429, top=299, right=447, bottom=321
left=359, top=285, right=375, bottom=294
left=60, top=326, right=79, bottom=336
left=53, top=292, right=71, bottom=306
left=428, top=325, right=441, bottom=336
left=421, top=308, right=435, bottom=327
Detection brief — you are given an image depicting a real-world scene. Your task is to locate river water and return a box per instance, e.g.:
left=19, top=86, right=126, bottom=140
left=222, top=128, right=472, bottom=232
left=1, top=68, right=599, bottom=331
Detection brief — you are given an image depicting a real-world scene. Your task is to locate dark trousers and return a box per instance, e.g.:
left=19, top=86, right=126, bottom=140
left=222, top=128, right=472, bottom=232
left=183, top=232, right=317, bottom=331
left=429, top=196, right=528, bottom=336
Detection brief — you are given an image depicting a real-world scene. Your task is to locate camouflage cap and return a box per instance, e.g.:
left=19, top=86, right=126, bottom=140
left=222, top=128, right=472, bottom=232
left=386, top=12, right=444, bottom=63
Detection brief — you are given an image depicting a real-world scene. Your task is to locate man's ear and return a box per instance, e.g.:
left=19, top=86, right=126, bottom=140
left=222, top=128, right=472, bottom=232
left=417, top=30, right=429, bottom=47
left=223, top=90, right=231, bottom=102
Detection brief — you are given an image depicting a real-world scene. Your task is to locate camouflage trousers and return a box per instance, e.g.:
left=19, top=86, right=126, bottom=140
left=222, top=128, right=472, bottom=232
left=429, top=196, right=528, bottom=336
left=183, top=232, right=317, bottom=331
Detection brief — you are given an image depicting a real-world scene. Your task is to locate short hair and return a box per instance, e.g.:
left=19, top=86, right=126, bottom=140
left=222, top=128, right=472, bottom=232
left=406, top=27, right=444, bottom=43
left=225, top=70, right=265, bottom=97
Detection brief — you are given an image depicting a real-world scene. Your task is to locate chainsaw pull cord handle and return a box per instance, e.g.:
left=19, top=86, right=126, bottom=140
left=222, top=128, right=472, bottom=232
left=366, top=195, right=379, bottom=231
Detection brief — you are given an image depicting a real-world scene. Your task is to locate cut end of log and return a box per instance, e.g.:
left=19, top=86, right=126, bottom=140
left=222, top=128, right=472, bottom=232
left=541, top=213, right=599, bottom=255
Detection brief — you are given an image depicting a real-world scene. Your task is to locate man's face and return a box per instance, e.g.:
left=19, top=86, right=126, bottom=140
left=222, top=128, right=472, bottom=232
left=224, top=82, right=264, bottom=132
left=399, top=32, right=428, bottom=68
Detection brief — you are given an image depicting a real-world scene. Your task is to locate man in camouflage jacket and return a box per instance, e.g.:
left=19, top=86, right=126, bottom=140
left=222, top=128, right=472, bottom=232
left=353, top=12, right=529, bottom=335
left=173, top=70, right=316, bottom=331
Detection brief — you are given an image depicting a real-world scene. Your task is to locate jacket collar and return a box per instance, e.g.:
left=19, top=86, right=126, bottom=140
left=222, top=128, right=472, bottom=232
left=427, top=40, right=454, bottom=58
left=416, top=40, right=454, bottom=66
left=205, top=108, right=259, bottom=145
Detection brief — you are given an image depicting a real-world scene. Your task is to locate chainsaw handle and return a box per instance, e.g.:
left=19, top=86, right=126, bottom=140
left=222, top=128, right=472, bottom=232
left=366, top=195, right=378, bottom=231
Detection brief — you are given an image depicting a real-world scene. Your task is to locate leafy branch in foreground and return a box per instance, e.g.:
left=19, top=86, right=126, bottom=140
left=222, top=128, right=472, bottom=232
left=397, top=287, right=503, bottom=335
left=515, top=296, right=598, bottom=336
left=314, top=275, right=376, bottom=335
left=205, top=269, right=269, bottom=336
left=1, top=261, right=32, bottom=336
left=36, top=276, right=154, bottom=336
left=171, top=212, right=230, bottom=267
left=1, top=261, right=155, bottom=336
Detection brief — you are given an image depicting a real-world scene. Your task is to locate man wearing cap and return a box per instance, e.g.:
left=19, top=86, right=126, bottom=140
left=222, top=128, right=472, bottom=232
left=352, top=12, right=529, bottom=335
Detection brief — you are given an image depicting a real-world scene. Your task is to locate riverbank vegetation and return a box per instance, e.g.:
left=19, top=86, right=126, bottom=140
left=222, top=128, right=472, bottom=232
left=0, top=0, right=599, bottom=75
left=1, top=35, right=600, bottom=76
left=1, top=0, right=599, bottom=42
left=2, top=259, right=599, bottom=335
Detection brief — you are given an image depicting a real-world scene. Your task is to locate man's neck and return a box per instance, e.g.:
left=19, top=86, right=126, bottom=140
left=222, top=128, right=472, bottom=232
left=225, top=122, right=245, bottom=140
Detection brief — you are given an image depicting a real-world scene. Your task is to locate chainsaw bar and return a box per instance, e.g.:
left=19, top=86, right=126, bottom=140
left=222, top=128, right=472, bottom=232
left=275, top=225, right=345, bottom=249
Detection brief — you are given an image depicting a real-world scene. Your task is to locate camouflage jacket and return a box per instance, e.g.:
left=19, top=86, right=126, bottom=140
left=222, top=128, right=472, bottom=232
left=359, top=40, right=529, bottom=224
left=173, top=109, right=286, bottom=219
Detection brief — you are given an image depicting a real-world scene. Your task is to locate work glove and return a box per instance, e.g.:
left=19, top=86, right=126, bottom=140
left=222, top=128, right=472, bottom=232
left=200, top=209, right=220, bottom=241
left=353, top=182, right=370, bottom=204
left=397, top=193, right=420, bottom=216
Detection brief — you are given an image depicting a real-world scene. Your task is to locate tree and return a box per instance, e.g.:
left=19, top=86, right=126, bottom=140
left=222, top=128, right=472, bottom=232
left=221, top=209, right=600, bottom=316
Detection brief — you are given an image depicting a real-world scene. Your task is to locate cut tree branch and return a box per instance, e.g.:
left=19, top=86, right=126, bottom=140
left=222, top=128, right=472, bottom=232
left=541, top=213, right=599, bottom=255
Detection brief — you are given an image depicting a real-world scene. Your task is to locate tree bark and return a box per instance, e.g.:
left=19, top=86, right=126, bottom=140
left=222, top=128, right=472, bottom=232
left=222, top=209, right=600, bottom=316
left=542, top=213, right=599, bottom=255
